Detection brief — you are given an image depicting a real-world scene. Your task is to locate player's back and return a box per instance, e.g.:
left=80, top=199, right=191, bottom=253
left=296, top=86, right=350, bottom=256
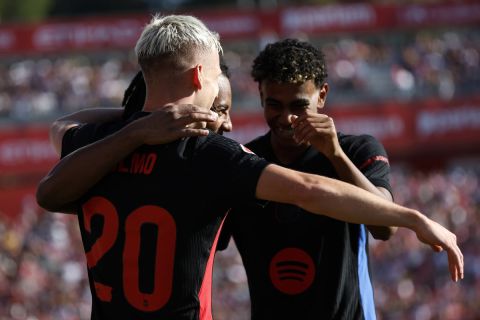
left=78, top=141, right=222, bottom=319
left=65, top=116, right=269, bottom=320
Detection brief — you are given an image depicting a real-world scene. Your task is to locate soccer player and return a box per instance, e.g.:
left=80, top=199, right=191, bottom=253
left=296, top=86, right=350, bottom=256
left=217, top=39, right=395, bottom=319
left=120, top=57, right=232, bottom=134
left=49, top=59, right=232, bottom=161
left=208, top=60, right=233, bottom=135
left=36, top=14, right=463, bottom=320
left=44, top=61, right=232, bottom=213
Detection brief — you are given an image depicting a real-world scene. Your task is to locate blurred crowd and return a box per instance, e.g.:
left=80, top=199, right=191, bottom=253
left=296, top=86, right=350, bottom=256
left=0, top=164, right=478, bottom=320
left=0, top=53, right=138, bottom=122
left=368, top=165, right=480, bottom=320
left=0, top=27, right=479, bottom=122
left=1, top=18, right=479, bottom=320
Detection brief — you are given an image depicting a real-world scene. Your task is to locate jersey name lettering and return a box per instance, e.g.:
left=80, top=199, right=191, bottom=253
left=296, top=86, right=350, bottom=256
left=116, top=152, right=157, bottom=175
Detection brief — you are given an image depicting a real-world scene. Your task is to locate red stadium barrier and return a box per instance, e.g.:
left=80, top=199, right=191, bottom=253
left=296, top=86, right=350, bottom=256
left=0, top=2, right=478, bottom=56
left=0, top=126, right=57, bottom=176
left=0, top=184, right=38, bottom=221
left=1, top=96, right=479, bottom=179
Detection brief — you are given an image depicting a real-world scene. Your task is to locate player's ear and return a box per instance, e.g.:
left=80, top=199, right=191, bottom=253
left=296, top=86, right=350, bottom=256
left=317, top=82, right=329, bottom=110
left=193, top=65, right=203, bottom=90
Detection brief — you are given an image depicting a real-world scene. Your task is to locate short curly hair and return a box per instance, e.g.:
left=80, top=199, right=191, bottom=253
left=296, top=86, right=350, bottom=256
left=251, top=38, right=327, bottom=88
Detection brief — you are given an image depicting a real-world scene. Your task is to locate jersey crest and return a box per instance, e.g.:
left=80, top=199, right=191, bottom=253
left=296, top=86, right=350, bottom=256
left=240, top=144, right=255, bottom=155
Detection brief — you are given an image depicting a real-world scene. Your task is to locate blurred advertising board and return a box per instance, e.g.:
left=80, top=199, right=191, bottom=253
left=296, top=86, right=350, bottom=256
left=0, top=2, right=479, bottom=56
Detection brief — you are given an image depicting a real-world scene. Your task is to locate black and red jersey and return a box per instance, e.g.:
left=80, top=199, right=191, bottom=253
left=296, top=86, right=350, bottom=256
left=61, top=112, right=269, bottom=320
left=218, top=131, right=392, bottom=320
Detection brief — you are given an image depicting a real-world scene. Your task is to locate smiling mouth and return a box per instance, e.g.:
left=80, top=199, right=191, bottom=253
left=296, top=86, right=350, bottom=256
left=275, top=126, right=294, bottom=138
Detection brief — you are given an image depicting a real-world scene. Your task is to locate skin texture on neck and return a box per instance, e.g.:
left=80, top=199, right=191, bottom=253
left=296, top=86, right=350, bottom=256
left=142, top=67, right=197, bottom=113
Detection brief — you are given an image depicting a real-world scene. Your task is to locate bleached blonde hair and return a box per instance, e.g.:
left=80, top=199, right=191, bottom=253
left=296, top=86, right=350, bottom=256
left=135, top=14, right=222, bottom=71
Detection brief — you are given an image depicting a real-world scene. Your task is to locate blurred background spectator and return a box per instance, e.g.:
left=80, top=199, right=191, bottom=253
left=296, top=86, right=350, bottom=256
left=0, top=27, right=478, bottom=121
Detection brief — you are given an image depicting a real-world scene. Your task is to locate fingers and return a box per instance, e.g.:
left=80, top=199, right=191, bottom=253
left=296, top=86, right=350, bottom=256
left=291, top=113, right=326, bottom=128
left=141, top=107, right=216, bottom=144
left=166, top=103, right=203, bottom=114
left=453, top=241, right=464, bottom=280
left=429, top=244, right=462, bottom=282
left=439, top=233, right=463, bottom=282
left=156, top=110, right=217, bottom=131
left=445, top=243, right=463, bottom=282
left=292, top=114, right=335, bottom=138
left=292, top=117, right=334, bottom=144
left=294, top=128, right=331, bottom=145
left=163, top=104, right=218, bottom=122
left=421, top=220, right=463, bottom=283
left=177, top=111, right=218, bottom=125
left=178, top=128, right=210, bottom=137
left=446, top=246, right=463, bottom=282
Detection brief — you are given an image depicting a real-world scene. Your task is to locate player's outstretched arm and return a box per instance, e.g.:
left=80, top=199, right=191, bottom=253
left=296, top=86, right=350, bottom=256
left=256, top=164, right=464, bottom=282
left=37, top=105, right=218, bottom=213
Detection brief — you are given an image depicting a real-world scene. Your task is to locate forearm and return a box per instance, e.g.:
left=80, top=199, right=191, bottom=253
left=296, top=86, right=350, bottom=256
left=37, top=124, right=141, bottom=213
left=328, top=151, right=397, bottom=239
left=50, top=108, right=124, bottom=155
left=257, top=165, right=463, bottom=283
left=257, top=165, right=424, bottom=230
left=57, top=108, right=124, bottom=124
left=328, top=151, right=387, bottom=198
left=41, top=106, right=218, bottom=213
left=301, top=174, right=421, bottom=228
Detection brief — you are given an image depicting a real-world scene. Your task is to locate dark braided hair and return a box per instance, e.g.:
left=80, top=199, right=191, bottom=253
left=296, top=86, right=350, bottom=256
left=251, top=38, right=327, bottom=88
left=122, top=70, right=146, bottom=120
left=121, top=55, right=230, bottom=120
left=219, top=55, right=230, bottom=79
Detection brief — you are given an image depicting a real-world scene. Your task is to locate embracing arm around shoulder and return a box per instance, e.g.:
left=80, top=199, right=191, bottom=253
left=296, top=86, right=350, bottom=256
left=37, top=119, right=144, bottom=213
left=37, top=106, right=218, bottom=213
left=256, top=164, right=415, bottom=228
left=50, top=108, right=124, bottom=156
left=256, top=164, right=464, bottom=282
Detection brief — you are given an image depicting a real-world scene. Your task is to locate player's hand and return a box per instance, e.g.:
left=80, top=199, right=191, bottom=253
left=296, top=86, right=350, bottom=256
left=130, top=104, right=218, bottom=145
left=291, top=112, right=341, bottom=158
left=414, top=215, right=464, bottom=282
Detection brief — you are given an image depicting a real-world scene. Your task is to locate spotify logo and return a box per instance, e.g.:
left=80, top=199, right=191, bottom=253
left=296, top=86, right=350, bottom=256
left=269, top=248, right=315, bottom=295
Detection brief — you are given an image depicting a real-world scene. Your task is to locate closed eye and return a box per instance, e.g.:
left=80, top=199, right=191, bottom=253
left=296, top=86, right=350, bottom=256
left=289, top=100, right=310, bottom=113
left=264, top=98, right=282, bottom=110
left=211, top=104, right=229, bottom=115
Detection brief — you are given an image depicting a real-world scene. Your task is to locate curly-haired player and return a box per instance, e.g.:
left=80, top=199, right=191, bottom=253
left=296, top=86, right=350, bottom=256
left=251, top=38, right=328, bottom=87
left=217, top=38, right=396, bottom=319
